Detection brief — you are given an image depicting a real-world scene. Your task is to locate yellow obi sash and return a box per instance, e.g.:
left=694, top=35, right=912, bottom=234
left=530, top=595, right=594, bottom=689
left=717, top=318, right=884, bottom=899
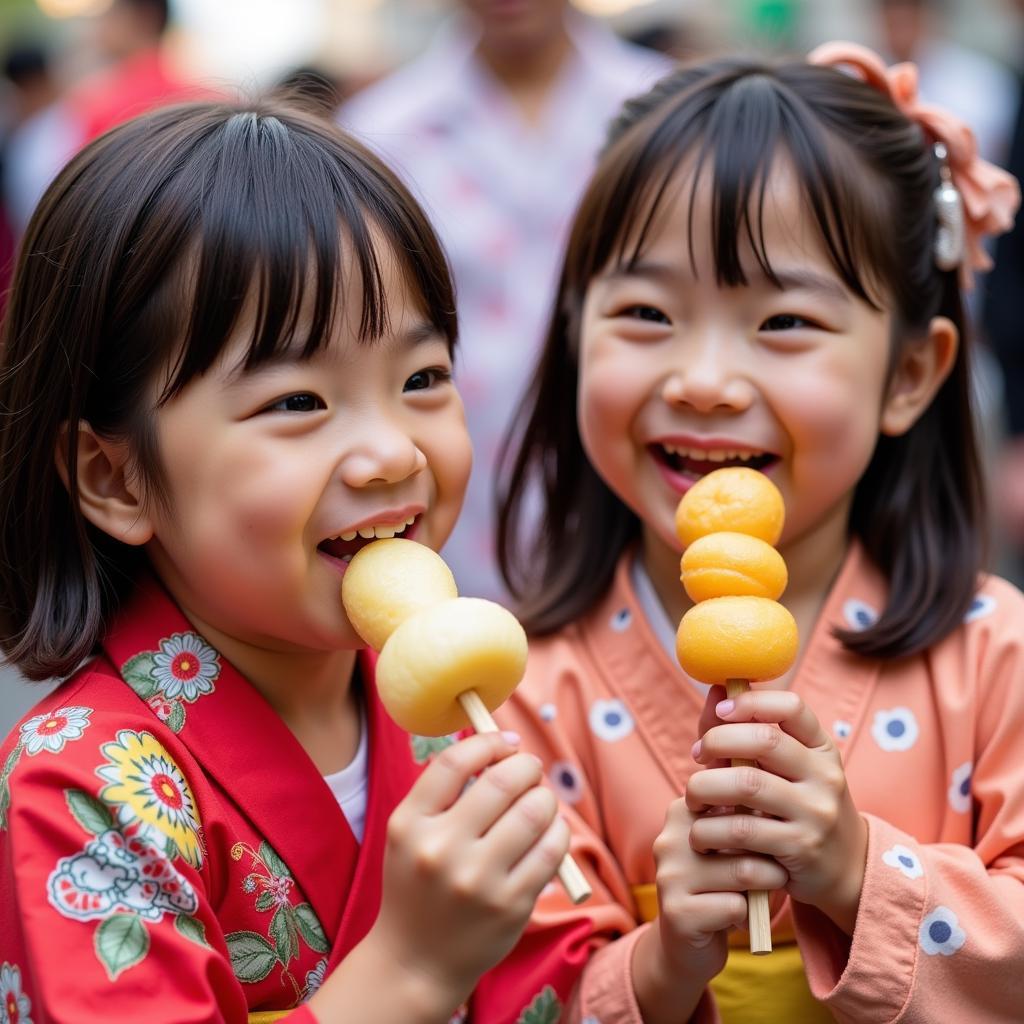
left=632, top=884, right=833, bottom=1024
left=247, top=1013, right=288, bottom=1022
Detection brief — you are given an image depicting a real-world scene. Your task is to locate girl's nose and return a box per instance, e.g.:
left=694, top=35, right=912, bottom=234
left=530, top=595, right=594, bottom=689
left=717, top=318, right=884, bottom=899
left=661, top=339, right=754, bottom=414
left=337, top=423, right=427, bottom=488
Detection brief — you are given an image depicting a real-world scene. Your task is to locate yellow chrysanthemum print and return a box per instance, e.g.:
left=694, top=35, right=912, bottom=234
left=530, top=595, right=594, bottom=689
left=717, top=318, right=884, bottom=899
left=96, top=730, right=203, bottom=867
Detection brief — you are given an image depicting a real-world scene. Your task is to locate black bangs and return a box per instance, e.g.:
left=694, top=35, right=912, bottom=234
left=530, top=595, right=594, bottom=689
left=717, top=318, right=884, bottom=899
left=597, top=66, right=892, bottom=311
left=106, top=104, right=457, bottom=409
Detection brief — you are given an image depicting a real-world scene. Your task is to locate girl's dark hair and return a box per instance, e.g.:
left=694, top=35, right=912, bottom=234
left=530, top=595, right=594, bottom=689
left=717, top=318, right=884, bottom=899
left=0, top=101, right=457, bottom=680
left=498, top=57, right=985, bottom=659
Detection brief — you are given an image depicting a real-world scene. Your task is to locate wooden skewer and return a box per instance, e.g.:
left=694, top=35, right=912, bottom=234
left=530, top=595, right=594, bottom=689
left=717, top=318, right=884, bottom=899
left=725, top=678, right=773, bottom=955
left=458, top=689, right=592, bottom=905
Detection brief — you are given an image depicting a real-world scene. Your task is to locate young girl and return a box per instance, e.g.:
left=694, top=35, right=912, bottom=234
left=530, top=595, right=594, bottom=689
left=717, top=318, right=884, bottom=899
left=0, top=100, right=577, bottom=1023
left=495, top=43, right=1024, bottom=1022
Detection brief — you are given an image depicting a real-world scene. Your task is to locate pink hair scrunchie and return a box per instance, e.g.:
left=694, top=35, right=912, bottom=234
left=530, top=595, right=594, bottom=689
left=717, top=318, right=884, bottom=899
left=808, top=40, right=1020, bottom=290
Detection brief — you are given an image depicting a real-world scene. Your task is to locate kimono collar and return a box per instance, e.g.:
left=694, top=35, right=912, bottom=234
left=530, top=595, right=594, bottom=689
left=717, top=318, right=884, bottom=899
left=101, top=575, right=420, bottom=952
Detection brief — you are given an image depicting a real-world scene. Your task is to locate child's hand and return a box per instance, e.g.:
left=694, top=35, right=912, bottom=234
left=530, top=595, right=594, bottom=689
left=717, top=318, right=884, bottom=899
left=686, top=686, right=868, bottom=934
left=370, top=731, right=569, bottom=1010
left=632, top=793, right=787, bottom=1023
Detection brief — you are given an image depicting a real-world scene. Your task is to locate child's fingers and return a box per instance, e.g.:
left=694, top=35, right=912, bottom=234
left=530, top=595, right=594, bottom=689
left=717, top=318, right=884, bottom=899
left=690, top=812, right=795, bottom=860
left=478, top=783, right=558, bottom=862
left=686, top=851, right=789, bottom=894
left=694, top=722, right=815, bottom=781
left=685, top=765, right=792, bottom=818
left=661, top=892, right=750, bottom=946
left=696, top=684, right=729, bottom=739
left=715, top=691, right=830, bottom=749
left=446, top=751, right=545, bottom=835
left=405, top=732, right=519, bottom=814
left=505, top=814, right=571, bottom=895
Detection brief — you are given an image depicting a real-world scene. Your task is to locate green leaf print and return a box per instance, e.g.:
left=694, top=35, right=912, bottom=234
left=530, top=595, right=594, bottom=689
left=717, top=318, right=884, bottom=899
left=294, top=903, right=329, bottom=954
left=254, top=890, right=276, bottom=913
left=121, top=653, right=159, bottom=700
left=65, top=789, right=115, bottom=836
left=516, top=985, right=561, bottom=1024
left=226, top=931, right=279, bottom=984
left=166, top=701, right=186, bottom=734
left=269, top=906, right=298, bottom=965
left=95, top=913, right=150, bottom=980
left=410, top=734, right=455, bottom=764
left=175, top=914, right=210, bottom=948
left=259, top=841, right=291, bottom=879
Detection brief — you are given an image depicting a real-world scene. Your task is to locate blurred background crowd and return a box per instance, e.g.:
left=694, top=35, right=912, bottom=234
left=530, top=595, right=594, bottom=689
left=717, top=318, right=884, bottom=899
left=2, top=0, right=1024, bottom=732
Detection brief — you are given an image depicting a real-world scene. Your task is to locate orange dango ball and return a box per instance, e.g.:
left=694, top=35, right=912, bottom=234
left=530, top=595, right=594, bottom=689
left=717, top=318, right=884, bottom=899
left=675, top=467, right=785, bottom=548
left=675, top=596, right=798, bottom=685
left=680, top=532, right=788, bottom=603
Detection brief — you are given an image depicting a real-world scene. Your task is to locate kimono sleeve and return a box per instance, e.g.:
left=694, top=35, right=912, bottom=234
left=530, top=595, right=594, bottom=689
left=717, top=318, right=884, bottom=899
left=0, top=709, right=316, bottom=1024
left=477, top=666, right=660, bottom=1024
left=792, top=583, right=1024, bottom=1023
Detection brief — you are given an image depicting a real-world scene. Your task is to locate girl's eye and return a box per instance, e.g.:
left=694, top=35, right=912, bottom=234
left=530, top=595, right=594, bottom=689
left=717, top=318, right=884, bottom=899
left=622, top=305, right=670, bottom=324
left=760, top=313, right=815, bottom=331
left=404, top=367, right=452, bottom=392
left=266, top=393, right=326, bottom=413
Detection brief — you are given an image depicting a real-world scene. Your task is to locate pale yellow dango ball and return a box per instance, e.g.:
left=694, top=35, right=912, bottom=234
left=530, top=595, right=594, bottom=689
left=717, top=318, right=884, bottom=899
left=341, top=538, right=457, bottom=651
left=680, top=532, right=788, bottom=603
left=375, top=597, right=528, bottom=736
left=675, top=467, right=785, bottom=548
left=676, top=596, right=798, bottom=685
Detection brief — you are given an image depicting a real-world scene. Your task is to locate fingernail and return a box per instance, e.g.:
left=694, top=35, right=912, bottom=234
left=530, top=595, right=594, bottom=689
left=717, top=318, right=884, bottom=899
left=691, top=739, right=702, bottom=760
left=501, top=730, right=521, bottom=745
left=716, top=699, right=735, bottom=717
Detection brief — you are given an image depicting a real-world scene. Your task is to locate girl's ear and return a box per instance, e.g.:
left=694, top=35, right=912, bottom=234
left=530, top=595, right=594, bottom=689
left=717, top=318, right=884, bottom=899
left=880, top=315, right=959, bottom=437
left=55, top=422, right=154, bottom=546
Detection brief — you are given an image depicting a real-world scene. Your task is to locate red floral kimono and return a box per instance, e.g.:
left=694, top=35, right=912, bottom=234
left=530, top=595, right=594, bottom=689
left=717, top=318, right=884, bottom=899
left=0, top=578, right=586, bottom=1023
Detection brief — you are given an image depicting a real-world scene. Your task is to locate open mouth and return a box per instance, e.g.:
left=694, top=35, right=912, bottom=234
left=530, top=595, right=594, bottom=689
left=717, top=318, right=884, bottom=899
left=651, top=444, right=778, bottom=480
left=317, top=514, right=419, bottom=564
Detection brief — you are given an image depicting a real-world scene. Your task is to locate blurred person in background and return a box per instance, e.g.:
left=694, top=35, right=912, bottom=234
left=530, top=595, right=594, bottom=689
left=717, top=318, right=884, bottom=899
left=1, top=44, right=76, bottom=239
left=983, top=0, right=1024, bottom=585
left=67, top=0, right=206, bottom=144
left=340, top=0, right=671, bottom=602
left=875, top=0, right=1016, bottom=162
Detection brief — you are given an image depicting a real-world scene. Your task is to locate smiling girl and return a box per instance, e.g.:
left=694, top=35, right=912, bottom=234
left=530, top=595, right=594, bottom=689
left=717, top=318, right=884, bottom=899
left=494, top=45, right=1024, bottom=1022
left=0, top=102, right=574, bottom=1023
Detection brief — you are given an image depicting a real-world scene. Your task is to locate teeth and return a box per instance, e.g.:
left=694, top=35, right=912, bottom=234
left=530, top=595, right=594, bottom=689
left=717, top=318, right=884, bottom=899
left=334, top=517, right=418, bottom=543
left=341, top=554, right=353, bottom=563
left=662, top=443, right=764, bottom=462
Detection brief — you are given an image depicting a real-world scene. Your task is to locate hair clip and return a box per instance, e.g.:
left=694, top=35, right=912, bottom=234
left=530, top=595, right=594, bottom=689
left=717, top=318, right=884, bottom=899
left=933, top=143, right=965, bottom=272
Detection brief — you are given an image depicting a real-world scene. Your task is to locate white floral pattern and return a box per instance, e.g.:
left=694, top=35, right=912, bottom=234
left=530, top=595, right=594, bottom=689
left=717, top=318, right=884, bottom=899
left=833, top=719, right=852, bottom=740
left=871, top=707, right=919, bottom=752
left=919, top=906, right=966, bottom=956
left=539, top=703, right=558, bottom=723
left=47, top=823, right=198, bottom=923
left=0, top=962, right=32, bottom=1024
left=18, top=706, right=92, bottom=756
left=549, top=761, right=585, bottom=805
left=842, top=599, right=879, bottom=631
left=948, top=761, right=972, bottom=813
left=609, top=608, right=632, bottom=632
left=964, top=594, right=996, bottom=623
left=303, top=958, right=328, bottom=1000
left=588, top=699, right=635, bottom=742
left=882, top=843, right=924, bottom=880
left=151, top=632, right=219, bottom=702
